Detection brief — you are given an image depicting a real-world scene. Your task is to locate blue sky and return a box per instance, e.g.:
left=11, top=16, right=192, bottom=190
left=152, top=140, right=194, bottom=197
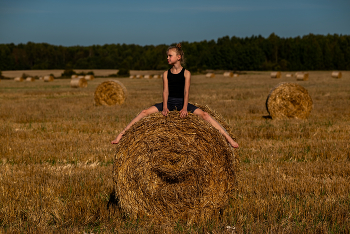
left=0, top=0, right=349, bottom=46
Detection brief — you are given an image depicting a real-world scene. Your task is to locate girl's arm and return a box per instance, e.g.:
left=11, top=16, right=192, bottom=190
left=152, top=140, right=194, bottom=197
left=180, top=69, right=191, bottom=118
left=162, top=71, right=169, bottom=116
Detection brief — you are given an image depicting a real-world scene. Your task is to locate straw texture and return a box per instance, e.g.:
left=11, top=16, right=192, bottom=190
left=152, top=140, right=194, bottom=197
left=113, top=104, right=238, bottom=224
left=266, top=83, right=313, bottom=119
left=94, top=80, right=127, bottom=106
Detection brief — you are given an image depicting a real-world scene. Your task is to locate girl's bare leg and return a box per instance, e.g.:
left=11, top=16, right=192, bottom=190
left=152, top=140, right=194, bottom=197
left=193, top=109, right=239, bottom=148
left=111, top=106, right=159, bottom=144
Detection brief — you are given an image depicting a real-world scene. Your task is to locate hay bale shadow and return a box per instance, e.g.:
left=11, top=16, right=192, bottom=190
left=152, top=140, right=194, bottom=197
left=107, top=190, right=120, bottom=209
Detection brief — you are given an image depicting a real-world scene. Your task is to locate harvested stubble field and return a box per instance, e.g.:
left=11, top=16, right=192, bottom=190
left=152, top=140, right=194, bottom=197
left=0, top=71, right=350, bottom=233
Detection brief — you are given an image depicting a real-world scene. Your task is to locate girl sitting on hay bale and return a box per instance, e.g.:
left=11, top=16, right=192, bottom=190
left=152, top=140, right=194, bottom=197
left=111, top=43, right=239, bottom=148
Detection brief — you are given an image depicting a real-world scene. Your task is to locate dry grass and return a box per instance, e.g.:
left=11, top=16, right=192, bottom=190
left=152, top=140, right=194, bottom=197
left=0, top=71, right=350, bottom=233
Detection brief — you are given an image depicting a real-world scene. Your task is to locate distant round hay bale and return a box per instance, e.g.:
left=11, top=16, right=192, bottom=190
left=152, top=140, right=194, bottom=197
left=266, top=82, right=313, bottom=119
left=144, top=75, right=153, bottom=79
left=85, top=75, right=94, bottom=81
left=129, top=75, right=136, bottom=79
left=44, top=75, right=54, bottom=82
left=296, top=73, right=309, bottom=81
left=113, top=104, right=238, bottom=224
left=153, top=74, right=161, bottom=79
left=71, top=75, right=78, bottom=79
left=206, top=73, right=215, bottom=78
left=285, top=74, right=293, bottom=78
left=331, top=71, right=342, bottom=79
left=94, top=80, right=127, bottom=106
left=223, top=72, right=233, bottom=77
left=77, top=75, right=85, bottom=79
left=271, top=71, right=281, bottom=78
left=70, top=78, right=87, bottom=88
left=39, top=77, right=44, bottom=80
left=26, top=77, right=35, bottom=82
left=233, top=73, right=239, bottom=77
left=136, top=75, right=144, bottom=79
left=14, top=77, right=24, bottom=82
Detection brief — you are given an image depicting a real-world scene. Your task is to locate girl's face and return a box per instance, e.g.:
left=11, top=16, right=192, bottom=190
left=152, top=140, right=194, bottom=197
left=167, top=49, right=181, bottom=65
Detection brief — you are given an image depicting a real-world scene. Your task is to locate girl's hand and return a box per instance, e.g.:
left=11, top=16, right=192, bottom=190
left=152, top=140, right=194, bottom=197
left=162, top=107, right=169, bottom=116
left=179, top=109, right=188, bottom=118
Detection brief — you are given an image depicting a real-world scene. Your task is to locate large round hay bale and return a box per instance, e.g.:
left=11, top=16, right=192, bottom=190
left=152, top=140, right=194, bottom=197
left=266, top=83, right=313, bottom=119
left=129, top=75, right=136, bottom=79
left=144, top=75, right=153, bottom=79
left=153, top=74, right=161, bottom=79
left=223, top=72, right=233, bottom=77
left=85, top=75, right=94, bottom=81
left=26, top=77, right=35, bottom=82
left=14, top=77, right=24, bottom=82
left=136, top=75, right=144, bottom=79
left=77, top=75, right=85, bottom=79
left=285, top=74, right=293, bottom=78
left=71, top=75, right=78, bottom=79
left=331, top=71, right=342, bottom=79
left=206, top=73, right=215, bottom=78
left=113, top=104, right=238, bottom=224
left=94, top=80, right=127, bottom=106
left=233, top=73, right=239, bottom=77
left=70, top=78, right=87, bottom=88
left=271, top=71, right=281, bottom=78
left=44, top=75, right=54, bottom=82
left=296, top=73, right=309, bottom=81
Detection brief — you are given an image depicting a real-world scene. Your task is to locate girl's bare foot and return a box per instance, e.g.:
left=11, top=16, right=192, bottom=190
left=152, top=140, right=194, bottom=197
left=111, top=132, right=124, bottom=144
left=228, top=138, right=239, bottom=148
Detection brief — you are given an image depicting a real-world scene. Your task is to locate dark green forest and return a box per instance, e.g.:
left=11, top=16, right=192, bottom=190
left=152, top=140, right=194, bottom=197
left=0, top=33, right=349, bottom=72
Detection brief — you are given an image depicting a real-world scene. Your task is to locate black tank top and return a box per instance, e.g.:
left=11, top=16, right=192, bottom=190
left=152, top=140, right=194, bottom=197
left=167, top=68, right=185, bottom=98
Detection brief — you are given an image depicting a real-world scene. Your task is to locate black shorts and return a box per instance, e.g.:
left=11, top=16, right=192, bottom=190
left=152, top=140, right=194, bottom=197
left=154, top=97, right=198, bottom=113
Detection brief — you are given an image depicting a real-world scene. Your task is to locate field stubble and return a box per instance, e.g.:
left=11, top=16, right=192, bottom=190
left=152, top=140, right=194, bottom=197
left=0, top=71, right=350, bottom=233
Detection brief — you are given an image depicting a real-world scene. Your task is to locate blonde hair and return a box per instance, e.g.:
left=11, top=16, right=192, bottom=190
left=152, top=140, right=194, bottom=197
left=167, top=43, right=185, bottom=65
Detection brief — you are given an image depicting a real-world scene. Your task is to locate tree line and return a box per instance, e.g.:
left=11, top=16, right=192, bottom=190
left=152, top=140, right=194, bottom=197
left=0, top=33, right=349, bottom=72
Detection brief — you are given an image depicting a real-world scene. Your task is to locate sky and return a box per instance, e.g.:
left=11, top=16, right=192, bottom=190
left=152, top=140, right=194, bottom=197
left=0, top=0, right=349, bottom=47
